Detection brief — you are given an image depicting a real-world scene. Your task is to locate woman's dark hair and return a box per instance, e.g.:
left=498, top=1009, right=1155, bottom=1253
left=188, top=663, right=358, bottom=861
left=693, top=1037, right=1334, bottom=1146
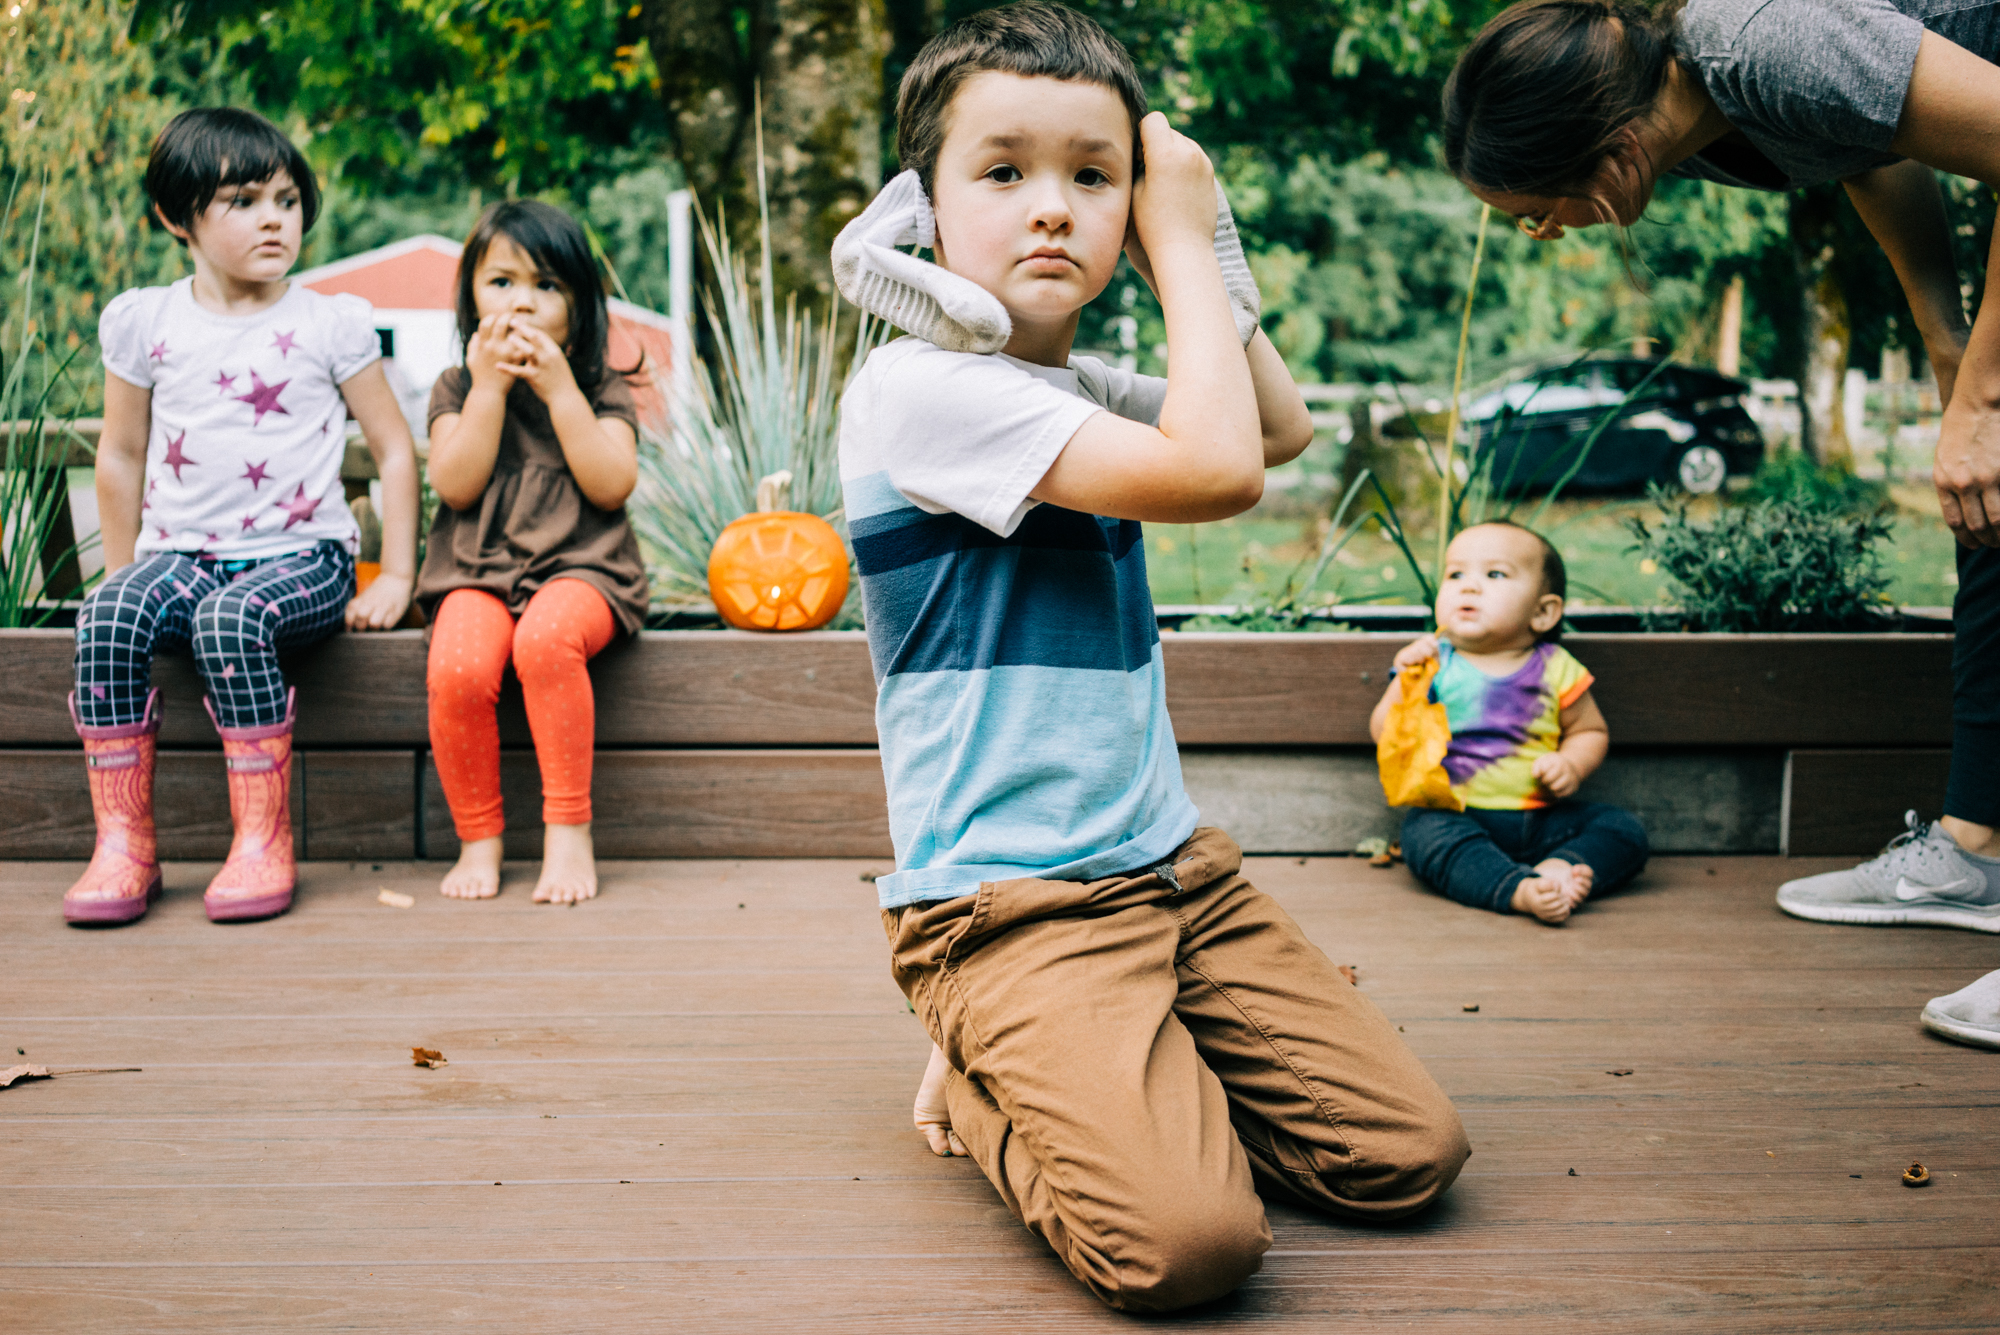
left=455, top=200, right=618, bottom=390
left=144, top=108, right=320, bottom=244
left=896, top=1, right=1148, bottom=196
left=1442, top=0, right=1684, bottom=198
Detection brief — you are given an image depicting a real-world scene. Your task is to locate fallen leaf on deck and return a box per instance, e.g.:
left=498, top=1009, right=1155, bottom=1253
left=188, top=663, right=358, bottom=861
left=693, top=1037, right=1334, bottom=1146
left=0, top=1064, right=137, bottom=1089
left=1903, top=1162, right=1930, bottom=1187
left=1368, top=852, right=1394, bottom=867
left=1567, top=1168, right=1578, bottom=1176
left=859, top=870, right=881, bottom=883
left=1607, top=1069, right=1633, bottom=1077
left=378, top=888, right=415, bottom=909
left=1462, top=1003, right=1480, bottom=1013
left=1337, top=965, right=1359, bottom=986
left=411, top=1047, right=448, bottom=1068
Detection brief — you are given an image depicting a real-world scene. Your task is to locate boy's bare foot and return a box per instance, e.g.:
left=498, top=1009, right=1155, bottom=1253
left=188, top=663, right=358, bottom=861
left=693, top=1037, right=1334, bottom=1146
left=1511, top=874, right=1573, bottom=924
left=440, top=836, right=503, bottom=899
left=533, top=823, right=598, bottom=905
left=1534, top=857, right=1594, bottom=910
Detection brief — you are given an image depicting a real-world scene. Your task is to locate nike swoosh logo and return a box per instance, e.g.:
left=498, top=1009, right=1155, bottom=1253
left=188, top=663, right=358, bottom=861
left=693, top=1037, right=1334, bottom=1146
left=1895, top=876, right=1975, bottom=900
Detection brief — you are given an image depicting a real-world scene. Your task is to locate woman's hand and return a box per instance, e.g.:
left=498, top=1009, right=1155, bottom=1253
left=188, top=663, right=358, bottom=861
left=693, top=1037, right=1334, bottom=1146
left=497, top=319, right=583, bottom=407
left=345, top=572, right=412, bottom=631
left=1935, top=393, right=2000, bottom=547
left=464, top=312, right=520, bottom=395
left=913, top=1042, right=968, bottom=1158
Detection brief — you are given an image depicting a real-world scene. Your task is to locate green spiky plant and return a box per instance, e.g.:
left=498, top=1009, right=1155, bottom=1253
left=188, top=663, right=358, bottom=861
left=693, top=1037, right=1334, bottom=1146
left=1194, top=205, right=1659, bottom=630
left=1, top=175, right=102, bottom=626
left=629, top=112, right=880, bottom=616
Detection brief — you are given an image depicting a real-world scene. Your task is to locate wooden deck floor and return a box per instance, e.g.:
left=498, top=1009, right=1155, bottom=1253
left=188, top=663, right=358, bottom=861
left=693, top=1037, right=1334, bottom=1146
left=2, top=853, right=1996, bottom=1332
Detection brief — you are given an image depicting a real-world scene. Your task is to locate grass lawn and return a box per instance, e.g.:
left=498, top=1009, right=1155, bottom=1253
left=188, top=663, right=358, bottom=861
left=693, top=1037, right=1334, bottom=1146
left=1144, top=483, right=1963, bottom=613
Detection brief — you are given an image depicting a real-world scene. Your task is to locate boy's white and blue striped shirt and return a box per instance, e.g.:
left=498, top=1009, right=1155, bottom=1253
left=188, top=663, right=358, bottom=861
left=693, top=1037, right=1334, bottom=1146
left=840, top=337, right=1199, bottom=909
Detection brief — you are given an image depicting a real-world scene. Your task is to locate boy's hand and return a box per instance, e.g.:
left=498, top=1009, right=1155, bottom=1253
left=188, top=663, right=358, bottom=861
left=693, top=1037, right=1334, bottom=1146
left=497, top=319, right=583, bottom=407
left=1532, top=752, right=1583, bottom=799
left=1393, top=635, right=1440, bottom=670
left=345, top=572, right=412, bottom=631
left=1129, top=113, right=1217, bottom=264
left=914, top=1042, right=968, bottom=1158
left=464, top=312, right=521, bottom=394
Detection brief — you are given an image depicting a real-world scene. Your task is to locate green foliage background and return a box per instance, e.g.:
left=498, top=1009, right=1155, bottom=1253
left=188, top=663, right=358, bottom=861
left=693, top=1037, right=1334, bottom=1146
left=6, top=0, right=1982, bottom=413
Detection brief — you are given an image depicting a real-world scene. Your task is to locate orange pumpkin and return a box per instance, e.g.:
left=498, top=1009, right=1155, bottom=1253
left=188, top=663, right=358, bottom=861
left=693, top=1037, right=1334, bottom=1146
left=707, top=471, right=851, bottom=631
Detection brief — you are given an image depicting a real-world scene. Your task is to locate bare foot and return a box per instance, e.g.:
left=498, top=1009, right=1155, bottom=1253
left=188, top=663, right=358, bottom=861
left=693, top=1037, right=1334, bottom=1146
left=532, top=823, right=598, bottom=905
left=1534, top=858, right=1594, bottom=910
left=441, top=836, right=503, bottom=899
left=1510, top=875, right=1572, bottom=924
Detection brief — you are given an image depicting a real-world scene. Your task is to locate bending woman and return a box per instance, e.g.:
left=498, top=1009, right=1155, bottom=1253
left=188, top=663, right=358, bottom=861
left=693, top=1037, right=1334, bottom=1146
left=1443, top=0, right=2000, bottom=1047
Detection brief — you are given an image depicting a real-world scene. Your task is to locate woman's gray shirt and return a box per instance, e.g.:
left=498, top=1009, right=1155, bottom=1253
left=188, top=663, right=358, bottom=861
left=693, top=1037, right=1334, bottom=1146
left=1672, top=0, right=2000, bottom=189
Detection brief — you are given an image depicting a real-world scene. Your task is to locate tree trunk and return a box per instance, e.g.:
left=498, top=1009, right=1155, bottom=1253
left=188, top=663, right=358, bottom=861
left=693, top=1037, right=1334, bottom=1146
left=642, top=0, right=888, bottom=303
left=1716, top=275, right=1743, bottom=377
left=1789, top=187, right=1853, bottom=466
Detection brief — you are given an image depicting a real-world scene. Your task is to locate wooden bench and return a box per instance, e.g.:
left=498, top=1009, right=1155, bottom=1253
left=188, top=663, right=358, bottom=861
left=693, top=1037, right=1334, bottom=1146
left=0, top=629, right=1954, bottom=861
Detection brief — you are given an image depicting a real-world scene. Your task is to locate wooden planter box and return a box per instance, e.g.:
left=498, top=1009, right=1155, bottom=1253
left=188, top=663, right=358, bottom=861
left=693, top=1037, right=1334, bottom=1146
left=0, top=627, right=1952, bottom=861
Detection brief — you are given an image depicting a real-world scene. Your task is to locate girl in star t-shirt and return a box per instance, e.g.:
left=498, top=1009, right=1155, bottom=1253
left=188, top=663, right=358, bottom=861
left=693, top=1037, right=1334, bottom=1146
left=65, top=108, right=420, bottom=929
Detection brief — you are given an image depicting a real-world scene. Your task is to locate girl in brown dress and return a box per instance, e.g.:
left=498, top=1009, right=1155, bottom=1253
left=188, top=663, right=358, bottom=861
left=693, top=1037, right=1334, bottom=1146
left=418, top=201, right=651, bottom=905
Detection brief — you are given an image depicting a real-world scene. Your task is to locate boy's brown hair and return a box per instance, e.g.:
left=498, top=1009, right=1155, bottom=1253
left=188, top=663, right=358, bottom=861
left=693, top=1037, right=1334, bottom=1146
left=895, top=1, right=1148, bottom=196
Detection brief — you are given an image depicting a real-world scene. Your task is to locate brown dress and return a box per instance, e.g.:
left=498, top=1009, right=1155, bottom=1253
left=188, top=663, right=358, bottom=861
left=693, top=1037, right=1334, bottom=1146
left=416, top=369, right=651, bottom=636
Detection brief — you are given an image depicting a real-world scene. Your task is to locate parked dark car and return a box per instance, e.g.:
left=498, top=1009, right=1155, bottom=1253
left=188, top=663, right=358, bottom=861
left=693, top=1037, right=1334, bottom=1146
left=1462, top=357, right=1765, bottom=496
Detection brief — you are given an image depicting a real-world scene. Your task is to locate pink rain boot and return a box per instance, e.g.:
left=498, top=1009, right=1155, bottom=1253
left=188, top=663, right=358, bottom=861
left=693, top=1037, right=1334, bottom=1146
left=202, top=689, right=297, bottom=923
left=63, top=689, right=165, bottom=926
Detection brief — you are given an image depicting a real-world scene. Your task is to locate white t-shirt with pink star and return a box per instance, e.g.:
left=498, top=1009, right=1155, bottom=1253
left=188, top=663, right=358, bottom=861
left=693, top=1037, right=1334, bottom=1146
left=99, top=276, right=380, bottom=562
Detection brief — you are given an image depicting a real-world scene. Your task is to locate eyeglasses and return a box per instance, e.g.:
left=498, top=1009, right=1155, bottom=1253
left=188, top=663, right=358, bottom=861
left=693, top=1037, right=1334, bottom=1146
left=1515, top=212, right=1565, bottom=241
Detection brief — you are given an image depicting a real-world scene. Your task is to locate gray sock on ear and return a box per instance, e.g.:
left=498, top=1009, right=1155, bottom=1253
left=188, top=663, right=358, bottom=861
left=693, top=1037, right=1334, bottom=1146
left=1213, top=181, right=1261, bottom=347
left=831, top=171, right=1011, bottom=355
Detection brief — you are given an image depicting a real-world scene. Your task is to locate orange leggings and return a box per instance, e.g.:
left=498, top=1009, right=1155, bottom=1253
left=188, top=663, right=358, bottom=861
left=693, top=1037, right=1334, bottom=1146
left=427, top=580, right=616, bottom=841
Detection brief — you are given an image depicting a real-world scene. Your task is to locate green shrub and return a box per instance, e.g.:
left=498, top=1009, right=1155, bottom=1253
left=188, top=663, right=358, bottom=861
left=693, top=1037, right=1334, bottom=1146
left=1624, top=484, right=1896, bottom=632
left=1740, top=450, right=1888, bottom=515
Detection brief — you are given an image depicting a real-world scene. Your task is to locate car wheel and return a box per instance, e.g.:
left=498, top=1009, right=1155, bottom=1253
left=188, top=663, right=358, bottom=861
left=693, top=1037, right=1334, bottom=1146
left=1676, top=443, right=1727, bottom=494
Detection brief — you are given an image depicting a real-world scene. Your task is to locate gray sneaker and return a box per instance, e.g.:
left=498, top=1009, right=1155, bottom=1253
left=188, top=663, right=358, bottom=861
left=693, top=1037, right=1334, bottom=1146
left=1776, top=812, right=2000, bottom=932
left=1921, top=969, right=2000, bottom=1049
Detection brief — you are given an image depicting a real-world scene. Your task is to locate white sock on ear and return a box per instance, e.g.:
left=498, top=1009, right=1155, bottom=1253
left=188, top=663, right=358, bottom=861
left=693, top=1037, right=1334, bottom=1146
left=831, top=170, right=1011, bottom=355
left=1213, top=181, right=1261, bottom=347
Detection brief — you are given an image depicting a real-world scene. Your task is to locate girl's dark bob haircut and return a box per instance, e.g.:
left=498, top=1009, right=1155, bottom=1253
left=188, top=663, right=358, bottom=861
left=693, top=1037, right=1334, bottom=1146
left=145, top=108, right=320, bottom=243
left=895, top=1, right=1148, bottom=196
left=454, top=200, right=618, bottom=391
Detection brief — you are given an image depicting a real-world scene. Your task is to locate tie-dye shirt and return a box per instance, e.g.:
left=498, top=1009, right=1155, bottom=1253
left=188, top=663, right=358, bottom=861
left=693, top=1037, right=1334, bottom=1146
left=1431, top=641, right=1595, bottom=810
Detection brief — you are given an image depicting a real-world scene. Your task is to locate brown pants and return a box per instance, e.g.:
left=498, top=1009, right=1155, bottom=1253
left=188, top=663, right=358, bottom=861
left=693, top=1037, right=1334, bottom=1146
left=884, top=828, right=1470, bottom=1314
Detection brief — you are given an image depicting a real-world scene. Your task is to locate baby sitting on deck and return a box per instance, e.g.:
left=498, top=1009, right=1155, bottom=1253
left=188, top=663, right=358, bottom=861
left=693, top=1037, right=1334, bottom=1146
left=1369, top=521, right=1648, bottom=924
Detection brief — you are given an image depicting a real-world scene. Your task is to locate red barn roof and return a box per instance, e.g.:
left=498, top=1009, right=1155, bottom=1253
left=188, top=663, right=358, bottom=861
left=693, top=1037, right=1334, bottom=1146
left=295, top=234, right=677, bottom=427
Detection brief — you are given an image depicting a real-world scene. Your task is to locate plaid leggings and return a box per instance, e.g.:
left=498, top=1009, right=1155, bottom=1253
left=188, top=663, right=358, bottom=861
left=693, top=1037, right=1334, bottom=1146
left=74, top=543, right=355, bottom=730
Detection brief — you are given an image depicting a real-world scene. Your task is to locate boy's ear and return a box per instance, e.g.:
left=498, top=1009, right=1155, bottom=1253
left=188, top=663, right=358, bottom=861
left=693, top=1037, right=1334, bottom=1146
left=1530, top=593, right=1564, bottom=635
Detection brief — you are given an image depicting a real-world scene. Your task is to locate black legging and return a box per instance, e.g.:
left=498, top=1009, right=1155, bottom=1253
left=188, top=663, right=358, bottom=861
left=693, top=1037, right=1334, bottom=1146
left=1949, top=543, right=2000, bottom=826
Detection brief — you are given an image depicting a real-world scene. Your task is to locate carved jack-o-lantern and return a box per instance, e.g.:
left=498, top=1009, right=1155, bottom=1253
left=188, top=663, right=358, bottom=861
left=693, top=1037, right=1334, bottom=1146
left=707, top=471, right=851, bottom=631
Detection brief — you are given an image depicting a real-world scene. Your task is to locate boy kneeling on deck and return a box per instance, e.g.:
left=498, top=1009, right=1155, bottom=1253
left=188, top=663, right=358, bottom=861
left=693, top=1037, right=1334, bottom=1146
left=1372, top=523, right=1649, bottom=924
left=833, top=2, right=1469, bottom=1312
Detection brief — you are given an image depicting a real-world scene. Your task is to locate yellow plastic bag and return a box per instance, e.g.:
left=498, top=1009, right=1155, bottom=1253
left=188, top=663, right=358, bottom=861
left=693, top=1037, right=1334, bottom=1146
left=1376, top=657, right=1463, bottom=811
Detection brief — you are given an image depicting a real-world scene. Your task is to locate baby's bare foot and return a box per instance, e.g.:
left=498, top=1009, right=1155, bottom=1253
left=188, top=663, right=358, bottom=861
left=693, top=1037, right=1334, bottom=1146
left=1511, top=875, right=1572, bottom=924
left=533, top=823, right=598, bottom=905
left=1569, top=862, right=1596, bottom=905
left=440, top=836, right=503, bottom=899
left=1533, top=858, right=1594, bottom=910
